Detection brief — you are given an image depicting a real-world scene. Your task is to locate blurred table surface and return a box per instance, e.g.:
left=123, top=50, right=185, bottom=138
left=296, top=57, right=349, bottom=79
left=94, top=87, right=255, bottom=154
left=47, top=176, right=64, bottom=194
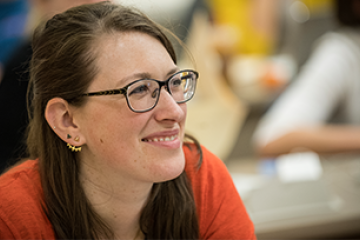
left=227, top=154, right=360, bottom=239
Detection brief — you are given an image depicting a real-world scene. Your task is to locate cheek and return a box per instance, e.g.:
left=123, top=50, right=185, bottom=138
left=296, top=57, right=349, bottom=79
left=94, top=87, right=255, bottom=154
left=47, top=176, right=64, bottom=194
left=89, top=116, right=136, bottom=146
left=82, top=102, right=139, bottom=149
left=180, top=104, right=187, bottom=133
left=181, top=103, right=187, bottom=117
left=83, top=113, right=141, bottom=169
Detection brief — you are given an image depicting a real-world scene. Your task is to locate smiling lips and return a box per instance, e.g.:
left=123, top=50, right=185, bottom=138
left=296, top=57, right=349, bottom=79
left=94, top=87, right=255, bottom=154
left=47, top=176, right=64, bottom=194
left=142, top=134, right=178, bottom=142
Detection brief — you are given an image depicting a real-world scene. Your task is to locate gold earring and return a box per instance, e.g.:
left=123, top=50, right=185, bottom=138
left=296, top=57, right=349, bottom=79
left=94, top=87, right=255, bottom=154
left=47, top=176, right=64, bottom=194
left=74, top=136, right=80, bottom=142
left=67, top=143, right=81, bottom=152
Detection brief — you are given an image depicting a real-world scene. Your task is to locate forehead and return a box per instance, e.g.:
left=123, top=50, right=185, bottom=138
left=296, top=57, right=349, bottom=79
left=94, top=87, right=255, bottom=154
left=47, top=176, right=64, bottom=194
left=89, top=31, right=176, bottom=90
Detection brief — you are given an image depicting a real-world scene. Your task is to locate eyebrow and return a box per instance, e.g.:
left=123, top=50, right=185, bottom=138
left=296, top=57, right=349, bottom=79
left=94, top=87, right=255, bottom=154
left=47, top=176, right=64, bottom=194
left=117, top=67, right=180, bottom=87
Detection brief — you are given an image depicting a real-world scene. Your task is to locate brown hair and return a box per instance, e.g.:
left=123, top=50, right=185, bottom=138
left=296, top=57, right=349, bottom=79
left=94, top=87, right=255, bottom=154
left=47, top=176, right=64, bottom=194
left=27, top=1, right=201, bottom=239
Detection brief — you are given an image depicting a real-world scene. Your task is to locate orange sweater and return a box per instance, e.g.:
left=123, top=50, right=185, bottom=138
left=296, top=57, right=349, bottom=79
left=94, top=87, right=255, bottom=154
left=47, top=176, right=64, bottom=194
left=0, top=145, right=255, bottom=239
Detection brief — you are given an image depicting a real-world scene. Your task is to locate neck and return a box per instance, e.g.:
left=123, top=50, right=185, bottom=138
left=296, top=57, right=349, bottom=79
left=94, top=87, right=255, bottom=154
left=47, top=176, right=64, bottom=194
left=79, top=161, right=152, bottom=239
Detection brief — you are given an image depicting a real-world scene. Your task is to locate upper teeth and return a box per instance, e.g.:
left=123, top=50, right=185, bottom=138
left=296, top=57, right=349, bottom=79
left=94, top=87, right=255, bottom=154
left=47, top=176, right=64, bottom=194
left=144, top=135, right=177, bottom=142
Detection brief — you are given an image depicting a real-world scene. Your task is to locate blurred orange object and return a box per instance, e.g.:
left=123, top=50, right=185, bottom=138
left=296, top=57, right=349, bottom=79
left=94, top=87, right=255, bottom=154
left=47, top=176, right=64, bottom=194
left=262, top=63, right=288, bottom=89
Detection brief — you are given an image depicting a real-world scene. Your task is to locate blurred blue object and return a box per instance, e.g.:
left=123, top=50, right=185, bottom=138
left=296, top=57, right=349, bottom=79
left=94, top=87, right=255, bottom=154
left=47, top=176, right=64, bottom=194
left=258, top=158, right=277, bottom=176
left=0, top=0, right=29, bottom=64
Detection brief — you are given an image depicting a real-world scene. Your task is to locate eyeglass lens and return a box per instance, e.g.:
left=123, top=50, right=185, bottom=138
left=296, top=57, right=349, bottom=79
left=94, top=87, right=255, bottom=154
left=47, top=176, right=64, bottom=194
left=126, top=71, right=196, bottom=112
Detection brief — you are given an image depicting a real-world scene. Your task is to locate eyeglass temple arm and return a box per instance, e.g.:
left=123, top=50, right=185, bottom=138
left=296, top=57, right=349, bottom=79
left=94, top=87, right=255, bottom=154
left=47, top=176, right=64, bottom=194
left=83, top=88, right=127, bottom=96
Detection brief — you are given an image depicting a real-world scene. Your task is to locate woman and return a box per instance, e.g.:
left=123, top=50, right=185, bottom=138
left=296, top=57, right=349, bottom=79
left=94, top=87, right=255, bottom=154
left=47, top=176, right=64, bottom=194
left=0, top=2, right=255, bottom=239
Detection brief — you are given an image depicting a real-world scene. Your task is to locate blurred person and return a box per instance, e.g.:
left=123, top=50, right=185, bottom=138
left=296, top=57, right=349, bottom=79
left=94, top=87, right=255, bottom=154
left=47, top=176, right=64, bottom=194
left=0, top=0, right=107, bottom=173
left=206, top=0, right=281, bottom=84
left=253, top=0, right=360, bottom=157
left=207, top=0, right=280, bottom=55
left=0, top=2, right=255, bottom=239
left=0, top=0, right=28, bottom=65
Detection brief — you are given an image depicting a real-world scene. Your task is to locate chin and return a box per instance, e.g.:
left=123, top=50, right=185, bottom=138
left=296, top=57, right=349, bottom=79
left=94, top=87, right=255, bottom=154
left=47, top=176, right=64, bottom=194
left=152, top=154, right=186, bottom=183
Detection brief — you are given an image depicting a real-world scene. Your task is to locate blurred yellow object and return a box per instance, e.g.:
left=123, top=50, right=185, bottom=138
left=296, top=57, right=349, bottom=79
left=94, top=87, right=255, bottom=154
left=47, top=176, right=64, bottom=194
left=302, top=0, right=334, bottom=15
left=207, top=0, right=279, bottom=55
left=207, top=0, right=333, bottom=55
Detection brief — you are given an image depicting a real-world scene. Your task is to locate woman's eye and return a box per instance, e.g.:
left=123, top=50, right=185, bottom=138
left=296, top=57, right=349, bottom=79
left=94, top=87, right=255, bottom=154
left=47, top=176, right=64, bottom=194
left=129, top=84, right=149, bottom=95
left=172, top=78, right=183, bottom=87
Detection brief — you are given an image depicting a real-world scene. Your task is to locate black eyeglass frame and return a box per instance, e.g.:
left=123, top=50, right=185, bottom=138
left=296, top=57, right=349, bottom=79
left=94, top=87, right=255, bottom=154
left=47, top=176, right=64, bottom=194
left=82, top=69, right=199, bottom=113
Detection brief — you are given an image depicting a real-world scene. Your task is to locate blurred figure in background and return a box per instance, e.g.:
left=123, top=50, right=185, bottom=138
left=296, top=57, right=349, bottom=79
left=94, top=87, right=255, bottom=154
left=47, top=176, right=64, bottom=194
left=0, top=0, right=106, bottom=173
left=207, top=0, right=280, bottom=83
left=0, top=0, right=28, bottom=63
left=253, top=0, right=360, bottom=157
left=0, top=0, right=29, bottom=82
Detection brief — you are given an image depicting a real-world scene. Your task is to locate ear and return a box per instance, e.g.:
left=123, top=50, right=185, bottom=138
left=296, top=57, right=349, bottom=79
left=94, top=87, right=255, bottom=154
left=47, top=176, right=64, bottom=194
left=45, top=98, right=86, bottom=147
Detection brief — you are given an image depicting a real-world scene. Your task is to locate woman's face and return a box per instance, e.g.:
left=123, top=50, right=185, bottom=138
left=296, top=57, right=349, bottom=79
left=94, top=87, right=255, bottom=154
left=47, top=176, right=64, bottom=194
left=76, top=32, right=187, bottom=184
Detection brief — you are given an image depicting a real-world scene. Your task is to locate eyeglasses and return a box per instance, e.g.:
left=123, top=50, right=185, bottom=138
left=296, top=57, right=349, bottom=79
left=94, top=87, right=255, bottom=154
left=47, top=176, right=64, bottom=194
left=82, top=69, right=198, bottom=113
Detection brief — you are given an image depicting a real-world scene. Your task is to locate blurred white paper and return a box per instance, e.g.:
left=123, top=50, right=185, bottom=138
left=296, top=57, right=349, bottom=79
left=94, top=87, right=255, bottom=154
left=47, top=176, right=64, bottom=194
left=276, top=152, right=323, bottom=183
left=231, top=173, right=268, bottom=199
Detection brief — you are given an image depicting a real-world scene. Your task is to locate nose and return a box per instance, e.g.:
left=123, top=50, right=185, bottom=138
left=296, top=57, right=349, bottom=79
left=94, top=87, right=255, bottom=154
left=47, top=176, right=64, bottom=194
left=153, top=88, right=186, bottom=123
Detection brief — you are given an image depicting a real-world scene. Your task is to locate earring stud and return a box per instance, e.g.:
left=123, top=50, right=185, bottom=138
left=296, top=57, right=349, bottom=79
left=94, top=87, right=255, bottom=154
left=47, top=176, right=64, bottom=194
left=74, top=136, right=80, bottom=142
left=67, top=134, right=72, bottom=139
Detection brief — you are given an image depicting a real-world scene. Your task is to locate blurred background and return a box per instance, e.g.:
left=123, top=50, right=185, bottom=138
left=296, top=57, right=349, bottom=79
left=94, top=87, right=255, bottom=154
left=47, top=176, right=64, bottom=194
left=1, top=0, right=360, bottom=239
